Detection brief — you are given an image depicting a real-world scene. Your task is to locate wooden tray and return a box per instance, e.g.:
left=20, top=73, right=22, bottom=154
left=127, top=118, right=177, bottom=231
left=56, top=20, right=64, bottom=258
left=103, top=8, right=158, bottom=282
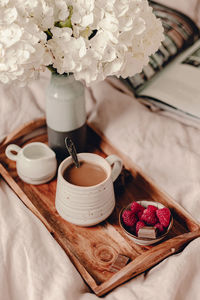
left=0, top=117, right=200, bottom=296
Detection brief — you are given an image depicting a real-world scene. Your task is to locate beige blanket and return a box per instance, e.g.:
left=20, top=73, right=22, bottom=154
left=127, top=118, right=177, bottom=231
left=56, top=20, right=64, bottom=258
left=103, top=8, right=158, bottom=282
left=1, top=1, right=200, bottom=299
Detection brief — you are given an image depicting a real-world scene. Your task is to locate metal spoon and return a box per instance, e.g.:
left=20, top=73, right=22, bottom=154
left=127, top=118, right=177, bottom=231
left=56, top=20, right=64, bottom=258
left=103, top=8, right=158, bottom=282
left=65, top=137, right=80, bottom=168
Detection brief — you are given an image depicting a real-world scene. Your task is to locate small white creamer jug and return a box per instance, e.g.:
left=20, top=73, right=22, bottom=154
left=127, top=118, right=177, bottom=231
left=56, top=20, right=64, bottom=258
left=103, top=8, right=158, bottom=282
left=5, top=142, right=57, bottom=185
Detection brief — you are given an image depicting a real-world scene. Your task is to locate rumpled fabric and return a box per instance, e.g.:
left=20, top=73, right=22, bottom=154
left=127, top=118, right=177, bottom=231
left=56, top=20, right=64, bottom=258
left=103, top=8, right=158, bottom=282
left=1, top=1, right=200, bottom=300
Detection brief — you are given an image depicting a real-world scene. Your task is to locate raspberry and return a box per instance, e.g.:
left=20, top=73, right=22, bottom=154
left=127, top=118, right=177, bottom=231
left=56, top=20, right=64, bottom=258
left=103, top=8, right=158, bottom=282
left=131, top=202, right=145, bottom=215
left=141, top=208, right=158, bottom=225
left=137, top=210, right=143, bottom=220
left=154, top=223, right=165, bottom=234
left=156, top=207, right=171, bottom=227
left=147, top=205, right=158, bottom=212
left=135, top=221, right=145, bottom=236
left=122, top=210, right=138, bottom=227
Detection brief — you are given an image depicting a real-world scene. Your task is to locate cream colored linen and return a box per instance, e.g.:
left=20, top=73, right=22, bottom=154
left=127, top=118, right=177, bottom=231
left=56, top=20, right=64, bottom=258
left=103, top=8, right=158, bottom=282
left=0, top=72, right=49, bottom=143
left=1, top=1, right=200, bottom=300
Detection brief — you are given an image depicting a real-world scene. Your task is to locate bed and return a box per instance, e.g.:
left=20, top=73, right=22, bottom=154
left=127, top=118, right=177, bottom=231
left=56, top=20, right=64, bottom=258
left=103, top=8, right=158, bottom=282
left=1, top=1, right=200, bottom=299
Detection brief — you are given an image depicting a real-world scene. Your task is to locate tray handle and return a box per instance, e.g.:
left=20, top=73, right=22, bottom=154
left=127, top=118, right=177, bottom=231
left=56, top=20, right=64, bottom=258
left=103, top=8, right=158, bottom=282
left=1, top=117, right=46, bottom=147
left=94, top=229, right=200, bottom=296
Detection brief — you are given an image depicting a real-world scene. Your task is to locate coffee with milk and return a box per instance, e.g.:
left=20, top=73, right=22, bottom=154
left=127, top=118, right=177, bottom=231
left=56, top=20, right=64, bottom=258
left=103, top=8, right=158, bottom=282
left=63, top=161, right=107, bottom=187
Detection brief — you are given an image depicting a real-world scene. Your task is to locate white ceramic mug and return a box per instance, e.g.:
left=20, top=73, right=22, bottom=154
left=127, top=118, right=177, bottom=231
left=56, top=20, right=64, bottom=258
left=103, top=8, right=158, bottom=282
left=5, top=142, right=57, bottom=185
left=55, top=152, right=123, bottom=226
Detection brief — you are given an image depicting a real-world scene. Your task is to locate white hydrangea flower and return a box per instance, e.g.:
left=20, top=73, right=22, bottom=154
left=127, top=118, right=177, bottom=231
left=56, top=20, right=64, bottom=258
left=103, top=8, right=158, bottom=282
left=0, top=0, right=9, bottom=6
left=0, top=0, right=164, bottom=85
left=71, top=0, right=94, bottom=27
left=0, top=0, right=52, bottom=85
left=0, top=7, right=18, bottom=25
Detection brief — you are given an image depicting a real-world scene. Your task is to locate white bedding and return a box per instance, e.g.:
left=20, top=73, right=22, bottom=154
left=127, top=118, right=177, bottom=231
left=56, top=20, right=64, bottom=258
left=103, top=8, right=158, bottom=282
left=1, top=1, right=200, bottom=300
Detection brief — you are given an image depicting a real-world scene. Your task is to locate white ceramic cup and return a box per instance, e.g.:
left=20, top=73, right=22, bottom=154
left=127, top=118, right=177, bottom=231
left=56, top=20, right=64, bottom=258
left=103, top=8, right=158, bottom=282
left=5, top=142, right=57, bottom=185
left=55, top=152, right=123, bottom=226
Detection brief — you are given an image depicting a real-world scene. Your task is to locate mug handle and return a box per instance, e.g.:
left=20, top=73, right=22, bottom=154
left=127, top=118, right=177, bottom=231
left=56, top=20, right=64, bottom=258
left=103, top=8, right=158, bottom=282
left=105, top=154, right=123, bottom=182
left=5, top=144, right=21, bottom=161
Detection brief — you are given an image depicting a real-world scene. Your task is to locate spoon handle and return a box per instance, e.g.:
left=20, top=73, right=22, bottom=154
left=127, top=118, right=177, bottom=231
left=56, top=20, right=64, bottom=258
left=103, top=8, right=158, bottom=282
left=65, top=137, right=80, bottom=168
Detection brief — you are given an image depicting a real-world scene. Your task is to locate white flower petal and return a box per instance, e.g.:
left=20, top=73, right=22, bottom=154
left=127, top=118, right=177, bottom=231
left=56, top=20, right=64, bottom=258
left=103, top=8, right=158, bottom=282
left=0, top=0, right=163, bottom=85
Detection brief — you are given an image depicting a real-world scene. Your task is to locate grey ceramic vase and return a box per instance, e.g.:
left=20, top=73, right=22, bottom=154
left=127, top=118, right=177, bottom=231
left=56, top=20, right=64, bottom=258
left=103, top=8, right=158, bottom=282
left=45, top=73, right=87, bottom=162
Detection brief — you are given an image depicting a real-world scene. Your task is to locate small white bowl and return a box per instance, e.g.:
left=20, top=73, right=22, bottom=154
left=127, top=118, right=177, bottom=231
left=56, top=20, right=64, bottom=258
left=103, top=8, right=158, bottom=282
left=119, top=200, right=173, bottom=246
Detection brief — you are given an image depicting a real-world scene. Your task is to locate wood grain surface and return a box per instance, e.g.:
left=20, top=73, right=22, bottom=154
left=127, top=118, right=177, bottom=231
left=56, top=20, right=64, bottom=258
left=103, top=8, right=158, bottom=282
left=0, top=117, right=199, bottom=296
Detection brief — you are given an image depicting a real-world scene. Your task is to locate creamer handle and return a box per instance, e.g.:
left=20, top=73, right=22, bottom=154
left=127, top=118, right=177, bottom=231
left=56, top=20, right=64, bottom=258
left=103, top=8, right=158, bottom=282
left=5, top=144, right=21, bottom=161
